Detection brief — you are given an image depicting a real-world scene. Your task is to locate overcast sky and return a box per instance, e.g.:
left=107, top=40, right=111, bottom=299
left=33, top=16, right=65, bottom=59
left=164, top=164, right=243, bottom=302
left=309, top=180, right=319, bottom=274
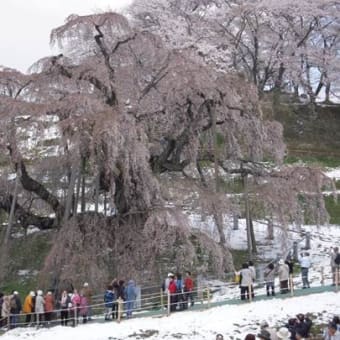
left=0, top=0, right=133, bottom=73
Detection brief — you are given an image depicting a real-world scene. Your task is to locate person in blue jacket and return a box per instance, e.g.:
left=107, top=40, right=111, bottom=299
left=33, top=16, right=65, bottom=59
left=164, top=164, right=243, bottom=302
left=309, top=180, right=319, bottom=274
left=104, top=285, right=115, bottom=320
left=125, top=280, right=137, bottom=319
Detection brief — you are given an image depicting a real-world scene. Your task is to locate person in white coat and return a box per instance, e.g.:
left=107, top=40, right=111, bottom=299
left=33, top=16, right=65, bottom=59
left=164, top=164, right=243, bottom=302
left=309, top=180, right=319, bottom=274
left=278, top=259, right=289, bottom=294
left=35, top=290, right=45, bottom=325
left=298, top=252, right=311, bottom=288
left=239, top=263, right=253, bottom=300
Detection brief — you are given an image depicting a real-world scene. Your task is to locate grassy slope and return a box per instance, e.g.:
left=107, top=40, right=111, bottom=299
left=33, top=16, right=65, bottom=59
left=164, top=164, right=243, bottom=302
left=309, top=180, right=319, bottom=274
left=263, top=96, right=340, bottom=223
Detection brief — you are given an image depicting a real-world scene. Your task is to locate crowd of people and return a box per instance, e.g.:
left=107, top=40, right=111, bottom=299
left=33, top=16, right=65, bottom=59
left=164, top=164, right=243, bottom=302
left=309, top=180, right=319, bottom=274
left=215, top=313, right=340, bottom=340
left=104, top=279, right=137, bottom=320
left=237, top=246, right=340, bottom=300
left=0, top=247, right=338, bottom=333
left=0, top=271, right=195, bottom=330
left=0, top=282, right=93, bottom=328
left=162, top=271, right=195, bottom=312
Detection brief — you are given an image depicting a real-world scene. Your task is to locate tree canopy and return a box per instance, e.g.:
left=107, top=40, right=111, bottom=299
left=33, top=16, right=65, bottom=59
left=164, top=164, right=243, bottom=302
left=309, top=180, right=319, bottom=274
left=0, top=8, right=336, bottom=289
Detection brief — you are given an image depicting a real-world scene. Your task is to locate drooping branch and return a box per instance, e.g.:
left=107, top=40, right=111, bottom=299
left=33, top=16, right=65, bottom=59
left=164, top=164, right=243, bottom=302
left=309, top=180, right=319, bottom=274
left=19, top=161, right=64, bottom=216
left=0, top=192, right=55, bottom=230
left=94, top=25, right=138, bottom=106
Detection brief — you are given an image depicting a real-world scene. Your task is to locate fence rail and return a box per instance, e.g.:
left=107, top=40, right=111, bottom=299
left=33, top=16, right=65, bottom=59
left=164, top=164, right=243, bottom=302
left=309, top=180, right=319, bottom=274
left=0, top=265, right=339, bottom=333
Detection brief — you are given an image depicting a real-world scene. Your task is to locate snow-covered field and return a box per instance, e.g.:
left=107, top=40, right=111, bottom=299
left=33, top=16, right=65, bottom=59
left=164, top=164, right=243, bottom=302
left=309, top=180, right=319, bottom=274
left=2, top=222, right=339, bottom=340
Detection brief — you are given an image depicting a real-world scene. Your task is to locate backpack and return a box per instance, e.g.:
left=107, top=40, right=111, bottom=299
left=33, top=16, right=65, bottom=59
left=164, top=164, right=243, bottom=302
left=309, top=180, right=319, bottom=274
left=335, top=253, right=340, bottom=265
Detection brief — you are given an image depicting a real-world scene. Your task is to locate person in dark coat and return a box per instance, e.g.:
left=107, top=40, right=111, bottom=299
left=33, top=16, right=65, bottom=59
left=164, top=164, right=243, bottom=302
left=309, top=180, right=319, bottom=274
left=294, top=313, right=312, bottom=338
left=111, top=279, right=119, bottom=319
left=264, top=262, right=275, bottom=296
left=116, top=280, right=125, bottom=319
left=59, top=290, right=71, bottom=326
left=175, top=273, right=185, bottom=310
left=10, top=291, right=22, bottom=329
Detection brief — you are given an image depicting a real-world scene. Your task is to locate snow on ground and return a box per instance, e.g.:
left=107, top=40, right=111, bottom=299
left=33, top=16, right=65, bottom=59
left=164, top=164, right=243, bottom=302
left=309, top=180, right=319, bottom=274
left=325, top=168, right=340, bottom=180
left=2, top=223, right=339, bottom=339
left=2, top=292, right=339, bottom=340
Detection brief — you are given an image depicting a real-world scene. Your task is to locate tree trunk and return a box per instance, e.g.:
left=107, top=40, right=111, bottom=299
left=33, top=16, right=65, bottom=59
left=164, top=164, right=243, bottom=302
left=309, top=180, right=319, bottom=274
left=211, top=104, right=219, bottom=192
left=63, top=165, right=78, bottom=223
left=275, top=62, right=285, bottom=90
left=249, top=216, right=257, bottom=254
left=104, top=192, right=107, bottom=216
left=73, top=168, right=81, bottom=215
left=94, top=172, right=100, bottom=213
left=80, top=158, right=86, bottom=213
left=4, top=174, right=19, bottom=245
left=243, top=173, right=253, bottom=260
left=325, top=81, right=331, bottom=103
left=267, top=218, right=274, bottom=240
left=213, top=210, right=226, bottom=245
left=211, top=103, right=226, bottom=245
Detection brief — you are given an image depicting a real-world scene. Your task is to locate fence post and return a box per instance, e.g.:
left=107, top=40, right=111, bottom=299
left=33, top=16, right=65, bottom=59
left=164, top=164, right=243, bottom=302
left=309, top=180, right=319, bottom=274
left=248, top=284, right=252, bottom=302
left=74, top=306, right=77, bottom=327
left=167, top=291, right=170, bottom=317
left=117, top=298, right=122, bottom=323
left=160, top=289, right=164, bottom=309
left=320, top=266, right=324, bottom=286
left=7, top=315, right=10, bottom=330
left=290, top=274, right=294, bottom=297
left=336, top=267, right=339, bottom=292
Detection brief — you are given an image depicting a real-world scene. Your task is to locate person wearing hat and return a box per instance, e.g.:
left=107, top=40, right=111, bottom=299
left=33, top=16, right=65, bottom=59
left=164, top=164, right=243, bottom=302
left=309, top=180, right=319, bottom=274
left=260, top=320, right=278, bottom=340
left=278, top=260, right=289, bottom=294
left=9, top=291, right=21, bottom=329
left=35, top=290, right=45, bottom=326
left=163, top=273, right=174, bottom=295
left=81, top=282, right=93, bottom=321
left=257, top=329, right=271, bottom=340
left=276, top=327, right=291, bottom=340
left=44, top=291, right=54, bottom=325
left=23, top=291, right=35, bottom=325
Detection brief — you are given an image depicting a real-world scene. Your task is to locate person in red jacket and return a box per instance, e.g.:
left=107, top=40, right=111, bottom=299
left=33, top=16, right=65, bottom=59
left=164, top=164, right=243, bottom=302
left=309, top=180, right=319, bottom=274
left=184, top=271, right=194, bottom=308
left=168, top=275, right=177, bottom=312
left=44, top=291, right=54, bottom=325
